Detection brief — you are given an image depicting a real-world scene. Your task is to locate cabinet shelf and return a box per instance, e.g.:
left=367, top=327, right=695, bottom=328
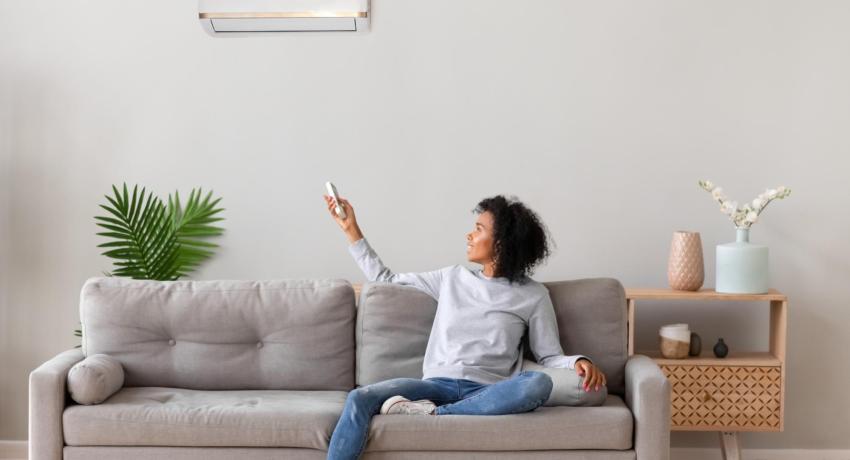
left=626, top=288, right=786, bottom=302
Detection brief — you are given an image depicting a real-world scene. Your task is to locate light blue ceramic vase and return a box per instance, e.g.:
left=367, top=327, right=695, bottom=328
left=715, top=228, right=769, bottom=294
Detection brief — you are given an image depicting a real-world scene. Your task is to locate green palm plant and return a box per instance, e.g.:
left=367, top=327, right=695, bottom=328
left=95, top=183, right=225, bottom=279
left=74, top=183, right=225, bottom=339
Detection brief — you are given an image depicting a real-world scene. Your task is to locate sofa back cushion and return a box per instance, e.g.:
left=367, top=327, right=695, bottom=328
left=80, top=277, right=356, bottom=391
left=356, top=278, right=628, bottom=395
left=536, top=278, right=628, bottom=395
left=355, top=283, right=438, bottom=386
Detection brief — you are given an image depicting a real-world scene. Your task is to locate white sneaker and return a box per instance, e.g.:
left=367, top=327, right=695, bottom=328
left=380, top=395, right=436, bottom=415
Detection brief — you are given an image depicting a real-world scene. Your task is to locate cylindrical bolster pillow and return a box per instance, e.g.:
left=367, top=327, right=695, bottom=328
left=67, top=353, right=124, bottom=405
left=522, top=359, right=607, bottom=407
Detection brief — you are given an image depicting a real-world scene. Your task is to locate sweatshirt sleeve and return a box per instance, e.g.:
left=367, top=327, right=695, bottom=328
left=348, top=237, right=444, bottom=300
left=527, top=290, right=591, bottom=370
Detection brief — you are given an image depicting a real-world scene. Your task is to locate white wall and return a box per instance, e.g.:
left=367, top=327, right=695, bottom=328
left=1, top=0, right=849, bottom=449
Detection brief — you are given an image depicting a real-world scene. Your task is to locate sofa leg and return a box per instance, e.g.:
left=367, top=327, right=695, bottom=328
left=719, top=431, right=741, bottom=460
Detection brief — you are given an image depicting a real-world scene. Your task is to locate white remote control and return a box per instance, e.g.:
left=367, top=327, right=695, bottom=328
left=325, top=181, right=347, bottom=219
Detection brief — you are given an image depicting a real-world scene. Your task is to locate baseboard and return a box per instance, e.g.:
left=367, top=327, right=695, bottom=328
left=0, top=441, right=26, bottom=459
left=672, top=448, right=850, bottom=460
left=1, top=442, right=848, bottom=460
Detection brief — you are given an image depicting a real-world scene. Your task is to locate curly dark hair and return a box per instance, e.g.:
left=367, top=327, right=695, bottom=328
left=472, top=195, right=554, bottom=284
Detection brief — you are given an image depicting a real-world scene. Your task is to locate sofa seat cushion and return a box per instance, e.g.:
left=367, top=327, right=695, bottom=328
left=366, top=395, right=633, bottom=452
left=63, top=387, right=348, bottom=449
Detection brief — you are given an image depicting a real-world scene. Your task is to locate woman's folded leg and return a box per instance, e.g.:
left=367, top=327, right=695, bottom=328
left=434, top=371, right=553, bottom=416
left=327, top=377, right=457, bottom=460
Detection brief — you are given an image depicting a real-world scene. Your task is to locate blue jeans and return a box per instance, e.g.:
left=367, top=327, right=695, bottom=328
left=326, top=371, right=553, bottom=460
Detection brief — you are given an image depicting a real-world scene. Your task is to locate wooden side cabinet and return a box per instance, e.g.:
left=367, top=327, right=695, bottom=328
left=625, top=289, right=787, bottom=460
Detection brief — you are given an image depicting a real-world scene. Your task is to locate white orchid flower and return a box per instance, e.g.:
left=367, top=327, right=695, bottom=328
left=746, top=211, right=758, bottom=223
left=699, top=180, right=790, bottom=229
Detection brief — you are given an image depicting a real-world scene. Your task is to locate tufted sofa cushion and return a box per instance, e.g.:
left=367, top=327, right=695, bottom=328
left=80, top=277, right=356, bottom=391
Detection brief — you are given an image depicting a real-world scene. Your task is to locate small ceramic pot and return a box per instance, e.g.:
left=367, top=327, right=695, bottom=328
left=659, top=324, right=690, bottom=359
left=713, top=338, right=729, bottom=358
left=689, top=332, right=702, bottom=356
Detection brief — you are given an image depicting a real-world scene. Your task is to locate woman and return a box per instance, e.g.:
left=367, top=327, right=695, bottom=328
left=323, top=194, right=607, bottom=460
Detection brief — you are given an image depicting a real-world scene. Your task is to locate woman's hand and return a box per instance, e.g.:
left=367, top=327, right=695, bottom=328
left=324, top=195, right=363, bottom=243
left=575, top=359, right=607, bottom=392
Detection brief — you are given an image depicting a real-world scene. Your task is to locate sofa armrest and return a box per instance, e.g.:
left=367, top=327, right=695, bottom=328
left=29, top=348, right=85, bottom=460
left=625, top=354, right=671, bottom=460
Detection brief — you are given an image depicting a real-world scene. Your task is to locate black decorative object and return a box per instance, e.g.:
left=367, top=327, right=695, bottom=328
left=713, top=338, right=729, bottom=358
left=689, top=332, right=702, bottom=356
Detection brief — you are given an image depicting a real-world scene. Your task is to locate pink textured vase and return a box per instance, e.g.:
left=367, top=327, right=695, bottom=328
left=667, top=231, right=705, bottom=291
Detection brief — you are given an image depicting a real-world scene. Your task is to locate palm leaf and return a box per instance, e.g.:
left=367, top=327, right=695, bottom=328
left=167, top=188, right=226, bottom=278
left=94, top=183, right=225, bottom=282
left=95, top=183, right=179, bottom=280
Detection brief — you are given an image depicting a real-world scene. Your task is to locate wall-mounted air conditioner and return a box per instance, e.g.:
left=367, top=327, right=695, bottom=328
left=199, top=0, right=370, bottom=34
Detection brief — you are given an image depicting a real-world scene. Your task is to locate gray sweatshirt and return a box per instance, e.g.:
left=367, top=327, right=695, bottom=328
left=348, top=237, right=589, bottom=384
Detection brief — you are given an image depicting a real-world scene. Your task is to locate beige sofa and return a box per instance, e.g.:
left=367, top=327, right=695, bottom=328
left=29, top=276, right=670, bottom=460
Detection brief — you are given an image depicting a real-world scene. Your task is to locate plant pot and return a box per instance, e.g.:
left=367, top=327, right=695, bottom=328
left=716, top=228, right=768, bottom=294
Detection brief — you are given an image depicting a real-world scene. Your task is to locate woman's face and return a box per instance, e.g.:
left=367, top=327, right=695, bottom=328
left=466, top=211, right=495, bottom=264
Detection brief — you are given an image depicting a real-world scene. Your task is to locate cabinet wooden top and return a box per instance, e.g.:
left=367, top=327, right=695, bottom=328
left=625, top=288, right=786, bottom=301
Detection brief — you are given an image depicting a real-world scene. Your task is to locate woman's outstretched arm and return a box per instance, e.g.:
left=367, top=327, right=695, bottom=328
left=324, top=195, right=444, bottom=300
